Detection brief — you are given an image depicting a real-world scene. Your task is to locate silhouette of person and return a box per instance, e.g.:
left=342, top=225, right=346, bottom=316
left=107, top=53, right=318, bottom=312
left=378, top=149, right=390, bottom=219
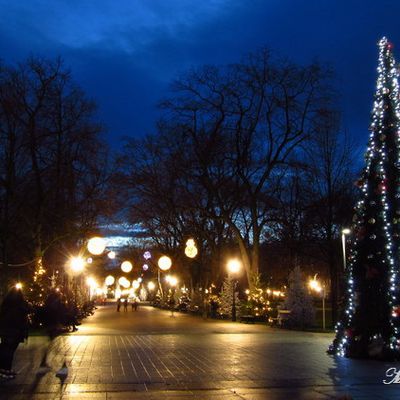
left=123, top=298, right=128, bottom=312
left=0, top=287, right=30, bottom=379
left=117, top=298, right=121, bottom=312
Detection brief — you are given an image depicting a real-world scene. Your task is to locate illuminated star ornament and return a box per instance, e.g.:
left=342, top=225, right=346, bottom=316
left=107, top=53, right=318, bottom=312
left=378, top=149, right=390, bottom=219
left=329, top=37, right=400, bottom=360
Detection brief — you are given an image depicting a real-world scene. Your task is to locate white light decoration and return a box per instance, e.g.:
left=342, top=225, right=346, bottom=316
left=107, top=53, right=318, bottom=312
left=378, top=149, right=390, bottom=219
left=185, top=245, right=198, bottom=258
left=121, top=261, right=133, bottom=273
left=87, top=257, right=93, bottom=264
left=138, top=277, right=143, bottom=283
left=158, top=255, right=172, bottom=271
left=147, top=281, right=155, bottom=291
left=142, top=264, right=149, bottom=271
left=186, top=239, right=195, bottom=247
left=87, top=237, right=106, bottom=255
left=143, top=251, right=152, bottom=260
left=185, top=238, right=198, bottom=258
left=105, top=275, right=115, bottom=286
left=107, top=251, right=116, bottom=259
left=15, top=282, right=22, bottom=290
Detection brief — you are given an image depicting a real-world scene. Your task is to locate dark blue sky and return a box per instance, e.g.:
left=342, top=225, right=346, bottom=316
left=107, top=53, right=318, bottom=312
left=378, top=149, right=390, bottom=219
left=1, top=0, right=400, bottom=149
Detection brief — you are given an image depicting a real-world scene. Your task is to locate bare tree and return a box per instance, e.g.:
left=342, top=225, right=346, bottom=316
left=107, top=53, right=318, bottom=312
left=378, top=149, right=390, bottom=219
left=158, top=49, right=331, bottom=288
left=0, top=57, right=110, bottom=295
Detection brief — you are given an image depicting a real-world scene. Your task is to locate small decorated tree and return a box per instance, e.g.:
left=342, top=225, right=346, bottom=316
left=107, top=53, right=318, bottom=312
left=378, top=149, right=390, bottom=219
left=28, top=257, right=48, bottom=306
left=219, top=276, right=240, bottom=319
left=284, top=266, right=315, bottom=329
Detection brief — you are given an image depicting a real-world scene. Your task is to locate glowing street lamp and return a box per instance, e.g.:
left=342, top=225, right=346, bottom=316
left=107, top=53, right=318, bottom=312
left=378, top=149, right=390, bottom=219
left=15, top=282, right=23, bottom=290
left=341, top=228, right=351, bottom=271
left=87, top=237, right=106, bottom=255
left=227, top=258, right=241, bottom=321
left=86, top=277, right=97, bottom=287
left=309, top=274, right=326, bottom=330
left=69, top=256, right=85, bottom=273
left=227, top=259, right=241, bottom=274
left=169, top=276, right=178, bottom=287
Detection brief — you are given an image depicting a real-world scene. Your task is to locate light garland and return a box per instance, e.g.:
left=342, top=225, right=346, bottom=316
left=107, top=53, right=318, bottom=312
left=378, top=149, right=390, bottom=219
left=335, top=37, right=400, bottom=357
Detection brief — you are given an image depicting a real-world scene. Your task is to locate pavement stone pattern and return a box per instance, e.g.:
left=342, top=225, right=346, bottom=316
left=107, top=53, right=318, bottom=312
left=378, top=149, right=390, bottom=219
left=0, top=305, right=399, bottom=399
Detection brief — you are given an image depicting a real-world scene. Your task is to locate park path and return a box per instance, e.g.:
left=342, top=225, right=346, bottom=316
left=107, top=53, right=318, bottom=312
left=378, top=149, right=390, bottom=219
left=0, top=304, right=399, bottom=399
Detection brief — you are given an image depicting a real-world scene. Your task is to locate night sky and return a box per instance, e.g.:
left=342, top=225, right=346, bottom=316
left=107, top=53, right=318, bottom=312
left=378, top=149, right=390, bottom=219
left=1, top=0, right=400, bottom=150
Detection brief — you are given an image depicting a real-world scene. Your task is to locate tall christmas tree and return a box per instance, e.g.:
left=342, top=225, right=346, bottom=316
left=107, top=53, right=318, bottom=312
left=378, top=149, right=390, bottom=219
left=331, top=37, right=400, bottom=359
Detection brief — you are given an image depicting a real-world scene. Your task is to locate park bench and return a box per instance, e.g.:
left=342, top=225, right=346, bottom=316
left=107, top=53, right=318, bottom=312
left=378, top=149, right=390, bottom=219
left=240, top=315, right=256, bottom=324
left=277, top=309, right=291, bottom=328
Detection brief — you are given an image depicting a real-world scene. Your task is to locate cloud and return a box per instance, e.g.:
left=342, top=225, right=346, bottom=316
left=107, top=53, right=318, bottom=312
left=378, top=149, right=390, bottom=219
left=2, top=0, right=400, bottom=146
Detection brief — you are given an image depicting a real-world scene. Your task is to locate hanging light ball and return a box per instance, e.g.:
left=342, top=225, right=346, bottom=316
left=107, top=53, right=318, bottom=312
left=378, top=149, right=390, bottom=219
left=119, top=277, right=130, bottom=288
left=143, top=264, right=149, bottom=271
left=158, top=256, right=172, bottom=271
left=185, top=238, right=198, bottom=258
left=186, top=239, right=195, bottom=247
left=121, top=261, right=133, bottom=273
left=143, top=251, right=152, bottom=260
left=105, top=275, right=115, bottom=286
left=132, top=280, right=140, bottom=289
left=368, top=218, right=376, bottom=224
left=87, top=237, right=106, bottom=255
left=185, top=245, right=198, bottom=258
left=108, top=251, right=116, bottom=259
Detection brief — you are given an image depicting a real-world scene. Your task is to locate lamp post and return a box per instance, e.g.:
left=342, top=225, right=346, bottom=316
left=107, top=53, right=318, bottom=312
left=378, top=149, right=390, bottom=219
left=68, top=256, right=86, bottom=303
left=309, top=274, right=326, bottom=330
left=341, top=228, right=351, bottom=271
left=227, top=259, right=241, bottom=322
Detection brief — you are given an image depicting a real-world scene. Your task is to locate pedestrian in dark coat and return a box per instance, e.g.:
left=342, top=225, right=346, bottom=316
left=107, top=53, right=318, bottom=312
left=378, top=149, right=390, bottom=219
left=0, top=287, right=30, bottom=379
left=123, top=298, right=128, bottom=312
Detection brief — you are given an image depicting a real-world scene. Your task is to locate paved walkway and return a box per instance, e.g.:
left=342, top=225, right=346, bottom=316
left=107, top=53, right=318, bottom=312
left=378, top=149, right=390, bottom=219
left=1, top=304, right=400, bottom=399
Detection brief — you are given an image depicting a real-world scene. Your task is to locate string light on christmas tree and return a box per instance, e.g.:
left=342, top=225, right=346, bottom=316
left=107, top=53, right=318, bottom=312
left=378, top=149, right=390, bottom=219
left=330, top=37, right=400, bottom=359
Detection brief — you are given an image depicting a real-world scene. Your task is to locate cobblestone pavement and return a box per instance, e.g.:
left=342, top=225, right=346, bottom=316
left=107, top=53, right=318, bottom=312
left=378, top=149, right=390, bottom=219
left=1, top=304, right=400, bottom=399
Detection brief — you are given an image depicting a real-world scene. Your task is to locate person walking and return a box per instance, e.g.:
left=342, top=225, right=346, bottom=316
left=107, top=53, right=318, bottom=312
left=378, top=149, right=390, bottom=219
left=168, top=297, right=176, bottom=317
left=123, top=298, right=128, bottom=312
left=116, top=298, right=121, bottom=312
left=132, top=298, right=138, bottom=311
left=0, top=287, right=30, bottom=379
